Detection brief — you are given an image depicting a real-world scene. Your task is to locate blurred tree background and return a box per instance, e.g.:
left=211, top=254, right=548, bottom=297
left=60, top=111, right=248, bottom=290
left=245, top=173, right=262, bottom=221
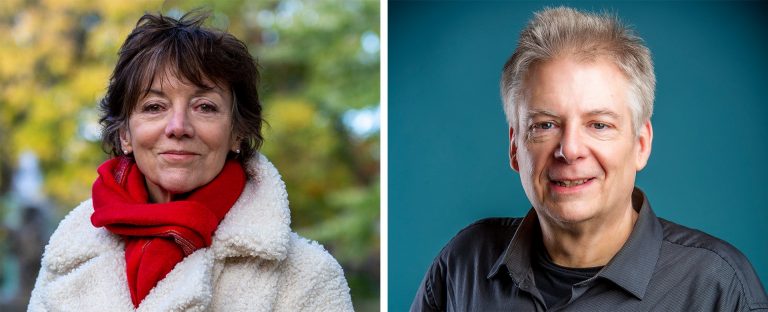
left=0, top=0, right=380, bottom=311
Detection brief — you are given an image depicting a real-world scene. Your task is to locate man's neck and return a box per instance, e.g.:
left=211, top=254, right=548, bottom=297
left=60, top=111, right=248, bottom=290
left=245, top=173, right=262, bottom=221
left=537, top=203, right=638, bottom=268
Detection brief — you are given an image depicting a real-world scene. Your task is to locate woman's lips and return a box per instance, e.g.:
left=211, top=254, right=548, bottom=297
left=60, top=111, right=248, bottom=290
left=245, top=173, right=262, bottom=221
left=159, top=151, right=198, bottom=162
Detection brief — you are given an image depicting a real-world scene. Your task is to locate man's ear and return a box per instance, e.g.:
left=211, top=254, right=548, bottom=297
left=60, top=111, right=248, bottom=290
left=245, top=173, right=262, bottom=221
left=119, top=127, right=132, bottom=154
left=509, top=127, right=520, bottom=172
left=635, top=119, right=653, bottom=171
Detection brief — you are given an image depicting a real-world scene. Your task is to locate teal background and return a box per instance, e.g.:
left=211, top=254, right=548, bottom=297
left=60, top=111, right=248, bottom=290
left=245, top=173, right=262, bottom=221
left=389, top=1, right=768, bottom=310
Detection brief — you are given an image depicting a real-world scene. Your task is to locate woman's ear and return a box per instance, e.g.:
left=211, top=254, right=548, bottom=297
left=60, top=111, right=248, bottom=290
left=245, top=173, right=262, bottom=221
left=231, top=136, right=241, bottom=154
left=119, top=127, right=132, bottom=155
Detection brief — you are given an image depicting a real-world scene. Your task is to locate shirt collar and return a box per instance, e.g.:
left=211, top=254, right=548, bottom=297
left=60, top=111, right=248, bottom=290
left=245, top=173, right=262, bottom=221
left=488, top=187, right=663, bottom=300
left=487, top=208, right=539, bottom=283
left=597, top=188, right=663, bottom=299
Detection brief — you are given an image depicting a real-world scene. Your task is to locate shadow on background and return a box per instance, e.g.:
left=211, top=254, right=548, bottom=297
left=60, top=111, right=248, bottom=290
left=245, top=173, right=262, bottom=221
left=389, top=1, right=768, bottom=310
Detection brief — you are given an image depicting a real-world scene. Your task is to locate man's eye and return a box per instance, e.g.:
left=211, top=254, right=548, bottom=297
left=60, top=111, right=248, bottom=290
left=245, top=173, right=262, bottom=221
left=592, top=122, right=608, bottom=130
left=534, top=122, right=555, bottom=130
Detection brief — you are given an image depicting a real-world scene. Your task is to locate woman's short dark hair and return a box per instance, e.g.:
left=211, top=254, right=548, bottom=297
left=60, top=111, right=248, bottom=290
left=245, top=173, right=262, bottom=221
left=99, top=10, right=263, bottom=165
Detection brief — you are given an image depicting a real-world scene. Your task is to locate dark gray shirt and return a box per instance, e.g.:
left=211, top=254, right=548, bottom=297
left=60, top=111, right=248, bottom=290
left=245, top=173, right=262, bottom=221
left=411, top=188, right=768, bottom=311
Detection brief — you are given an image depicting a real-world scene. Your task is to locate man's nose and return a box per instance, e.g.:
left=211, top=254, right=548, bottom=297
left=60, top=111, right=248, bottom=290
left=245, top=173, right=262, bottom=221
left=555, top=125, right=587, bottom=164
left=165, top=106, right=194, bottom=138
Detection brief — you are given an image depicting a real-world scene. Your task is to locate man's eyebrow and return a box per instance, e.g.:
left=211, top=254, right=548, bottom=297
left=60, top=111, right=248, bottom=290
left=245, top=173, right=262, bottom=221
left=524, top=109, right=622, bottom=120
left=525, top=109, right=559, bottom=120
left=585, top=109, right=621, bottom=119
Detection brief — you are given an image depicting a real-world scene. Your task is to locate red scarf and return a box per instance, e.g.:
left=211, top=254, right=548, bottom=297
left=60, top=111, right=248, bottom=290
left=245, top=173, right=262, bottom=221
left=90, top=156, right=245, bottom=307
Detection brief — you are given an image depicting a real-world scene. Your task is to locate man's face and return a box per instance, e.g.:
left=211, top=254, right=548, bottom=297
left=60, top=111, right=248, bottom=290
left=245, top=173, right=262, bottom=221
left=509, top=56, right=652, bottom=225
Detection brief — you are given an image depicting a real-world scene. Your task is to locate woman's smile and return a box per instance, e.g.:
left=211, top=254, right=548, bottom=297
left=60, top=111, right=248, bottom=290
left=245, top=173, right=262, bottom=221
left=159, top=150, right=200, bottom=162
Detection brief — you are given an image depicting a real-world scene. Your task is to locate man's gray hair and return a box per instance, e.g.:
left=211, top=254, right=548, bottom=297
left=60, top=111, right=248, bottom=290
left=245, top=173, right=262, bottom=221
left=501, top=7, right=655, bottom=135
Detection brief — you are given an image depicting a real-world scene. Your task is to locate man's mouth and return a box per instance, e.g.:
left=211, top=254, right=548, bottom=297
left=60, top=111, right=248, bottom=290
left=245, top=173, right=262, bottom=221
left=551, top=178, right=594, bottom=187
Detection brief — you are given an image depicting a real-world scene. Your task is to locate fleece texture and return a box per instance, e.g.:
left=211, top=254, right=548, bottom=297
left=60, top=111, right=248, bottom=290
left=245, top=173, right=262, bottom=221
left=28, top=155, right=354, bottom=312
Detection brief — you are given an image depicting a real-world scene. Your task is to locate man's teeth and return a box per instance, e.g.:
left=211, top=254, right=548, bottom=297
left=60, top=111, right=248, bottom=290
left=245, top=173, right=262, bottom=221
left=554, top=179, right=590, bottom=187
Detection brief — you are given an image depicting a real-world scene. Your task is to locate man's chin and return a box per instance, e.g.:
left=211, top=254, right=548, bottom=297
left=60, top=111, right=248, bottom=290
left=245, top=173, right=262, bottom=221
left=538, top=202, right=599, bottom=224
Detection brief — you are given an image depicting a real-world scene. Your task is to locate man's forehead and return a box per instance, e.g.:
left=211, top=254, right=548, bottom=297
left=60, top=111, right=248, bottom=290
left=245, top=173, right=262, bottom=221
left=519, top=57, right=632, bottom=119
left=525, top=56, right=629, bottom=87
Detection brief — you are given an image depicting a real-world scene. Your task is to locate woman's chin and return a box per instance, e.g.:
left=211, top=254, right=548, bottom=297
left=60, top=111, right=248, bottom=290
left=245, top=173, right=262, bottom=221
left=147, top=177, right=203, bottom=201
left=162, top=183, right=197, bottom=195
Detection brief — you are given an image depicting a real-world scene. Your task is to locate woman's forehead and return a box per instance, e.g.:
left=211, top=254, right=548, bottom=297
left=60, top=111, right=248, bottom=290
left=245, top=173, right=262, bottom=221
left=143, top=65, right=229, bottom=93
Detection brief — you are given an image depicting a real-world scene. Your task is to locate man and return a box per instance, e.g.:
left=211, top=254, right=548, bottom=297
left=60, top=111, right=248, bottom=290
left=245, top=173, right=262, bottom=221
left=411, top=7, right=768, bottom=311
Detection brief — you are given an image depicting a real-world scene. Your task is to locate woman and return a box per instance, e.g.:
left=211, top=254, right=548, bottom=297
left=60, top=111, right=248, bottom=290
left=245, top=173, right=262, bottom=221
left=29, top=12, right=353, bottom=311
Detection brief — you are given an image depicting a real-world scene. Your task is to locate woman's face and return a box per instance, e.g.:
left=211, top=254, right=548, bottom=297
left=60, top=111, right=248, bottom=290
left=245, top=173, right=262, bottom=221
left=120, top=71, right=237, bottom=203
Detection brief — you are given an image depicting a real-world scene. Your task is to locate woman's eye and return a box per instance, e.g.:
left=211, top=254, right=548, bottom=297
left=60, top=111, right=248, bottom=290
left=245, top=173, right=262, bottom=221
left=199, top=103, right=218, bottom=113
left=142, top=103, right=163, bottom=113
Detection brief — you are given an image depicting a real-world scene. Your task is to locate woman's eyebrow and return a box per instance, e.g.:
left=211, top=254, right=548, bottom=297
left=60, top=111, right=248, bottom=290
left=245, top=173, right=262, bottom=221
left=146, top=88, right=166, bottom=97
left=142, top=86, right=226, bottom=98
left=193, top=85, right=226, bottom=97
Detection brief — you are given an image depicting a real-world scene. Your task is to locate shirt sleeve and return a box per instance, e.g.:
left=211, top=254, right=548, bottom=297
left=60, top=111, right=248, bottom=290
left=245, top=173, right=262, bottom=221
left=410, top=254, right=447, bottom=312
left=725, top=261, right=768, bottom=311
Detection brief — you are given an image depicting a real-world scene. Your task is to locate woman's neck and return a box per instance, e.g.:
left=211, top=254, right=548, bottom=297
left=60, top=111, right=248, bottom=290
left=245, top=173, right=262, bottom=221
left=145, top=178, right=174, bottom=203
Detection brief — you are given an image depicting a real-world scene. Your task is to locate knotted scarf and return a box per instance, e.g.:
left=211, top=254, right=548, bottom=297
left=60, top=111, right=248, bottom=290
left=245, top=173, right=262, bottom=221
left=90, top=156, right=245, bottom=307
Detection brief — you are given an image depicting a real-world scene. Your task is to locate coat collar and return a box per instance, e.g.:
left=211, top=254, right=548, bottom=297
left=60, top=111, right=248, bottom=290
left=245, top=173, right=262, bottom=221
left=210, top=154, right=292, bottom=262
left=39, top=154, right=291, bottom=311
left=44, top=154, right=291, bottom=272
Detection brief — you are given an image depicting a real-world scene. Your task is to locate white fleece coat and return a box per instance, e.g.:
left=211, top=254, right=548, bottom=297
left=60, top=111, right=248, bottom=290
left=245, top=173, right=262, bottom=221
left=28, top=155, right=354, bottom=312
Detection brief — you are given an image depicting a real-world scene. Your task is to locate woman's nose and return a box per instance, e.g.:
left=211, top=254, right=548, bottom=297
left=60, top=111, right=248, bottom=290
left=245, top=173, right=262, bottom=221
left=164, top=106, right=194, bottom=138
left=555, top=125, right=587, bottom=164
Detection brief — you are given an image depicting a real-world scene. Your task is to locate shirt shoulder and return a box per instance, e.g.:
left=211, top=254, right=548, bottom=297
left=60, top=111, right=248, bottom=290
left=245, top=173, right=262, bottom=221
left=659, top=218, right=768, bottom=309
left=438, top=217, right=523, bottom=259
left=411, top=217, right=524, bottom=312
